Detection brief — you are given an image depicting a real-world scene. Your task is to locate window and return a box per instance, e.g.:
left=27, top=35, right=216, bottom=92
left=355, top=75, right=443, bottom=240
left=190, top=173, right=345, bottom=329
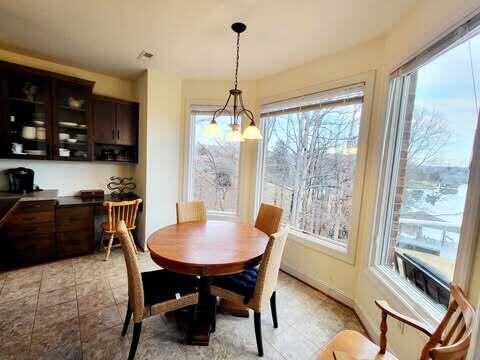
left=186, top=106, right=241, bottom=215
left=375, top=19, right=480, bottom=312
left=259, top=85, right=365, bottom=248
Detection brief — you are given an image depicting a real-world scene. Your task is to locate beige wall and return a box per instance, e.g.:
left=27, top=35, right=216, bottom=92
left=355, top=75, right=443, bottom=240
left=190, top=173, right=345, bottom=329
left=134, top=70, right=182, bottom=247
left=0, top=48, right=137, bottom=195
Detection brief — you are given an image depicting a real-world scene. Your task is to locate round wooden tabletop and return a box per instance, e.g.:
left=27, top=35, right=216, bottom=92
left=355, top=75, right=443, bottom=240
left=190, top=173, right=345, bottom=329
left=147, top=220, right=269, bottom=277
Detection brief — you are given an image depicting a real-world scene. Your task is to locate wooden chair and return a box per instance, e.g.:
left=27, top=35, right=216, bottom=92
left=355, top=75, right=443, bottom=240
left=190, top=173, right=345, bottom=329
left=210, top=226, right=289, bottom=357
left=101, top=199, right=142, bottom=261
left=116, top=221, right=199, bottom=360
left=176, top=200, right=207, bottom=223
left=317, top=285, right=475, bottom=360
left=255, top=203, right=283, bottom=236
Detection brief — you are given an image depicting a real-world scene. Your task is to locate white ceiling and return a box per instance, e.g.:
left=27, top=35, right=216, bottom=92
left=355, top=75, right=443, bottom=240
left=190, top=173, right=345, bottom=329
left=0, top=0, right=416, bottom=80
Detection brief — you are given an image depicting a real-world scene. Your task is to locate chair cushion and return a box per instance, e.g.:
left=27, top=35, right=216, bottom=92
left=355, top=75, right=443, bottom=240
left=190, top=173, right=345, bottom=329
left=142, top=270, right=199, bottom=306
left=212, top=267, right=258, bottom=304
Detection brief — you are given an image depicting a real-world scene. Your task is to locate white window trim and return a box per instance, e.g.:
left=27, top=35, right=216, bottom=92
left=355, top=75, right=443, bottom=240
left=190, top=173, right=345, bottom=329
left=255, top=71, right=376, bottom=265
left=183, top=99, right=246, bottom=222
left=366, top=68, right=480, bottom=327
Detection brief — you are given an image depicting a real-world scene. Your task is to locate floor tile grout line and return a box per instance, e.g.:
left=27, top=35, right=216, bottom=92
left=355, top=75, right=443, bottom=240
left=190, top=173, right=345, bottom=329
left=28, top=266, right=44, bottom=354
left=74, top=266, right=84, bottom=358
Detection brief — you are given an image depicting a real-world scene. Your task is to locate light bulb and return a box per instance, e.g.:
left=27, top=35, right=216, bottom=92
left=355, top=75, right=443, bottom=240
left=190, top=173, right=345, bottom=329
left=225, top=129, right=244, bottom=142
left=242, top=122, right=263, bottom=140
left=203, top=120, right=223, bottom=137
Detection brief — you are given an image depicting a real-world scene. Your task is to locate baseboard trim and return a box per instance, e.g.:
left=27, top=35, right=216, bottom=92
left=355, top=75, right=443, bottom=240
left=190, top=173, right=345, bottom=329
left=280, top=263, right=377, bottom=340
left=280, top=263, right=354, bottom=308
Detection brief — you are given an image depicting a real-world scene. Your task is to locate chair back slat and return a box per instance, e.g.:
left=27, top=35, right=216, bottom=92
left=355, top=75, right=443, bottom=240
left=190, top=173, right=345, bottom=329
left=421, top=285, right=475, bottom=360
left=443, top=311, right=463, bottom=345
left=116, top=220, right=144, bottom=322
left=103, top=199, right=142, bottom=232
left=176, top=201, right=207, bottom=223
left=252, top=226, right=289, bottom=311
left=255, top=203, right=283, bottom=236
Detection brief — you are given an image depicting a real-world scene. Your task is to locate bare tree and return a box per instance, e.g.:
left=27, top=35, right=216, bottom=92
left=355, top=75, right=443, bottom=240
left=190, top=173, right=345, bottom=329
left=407, top=107, right=451, bottom=167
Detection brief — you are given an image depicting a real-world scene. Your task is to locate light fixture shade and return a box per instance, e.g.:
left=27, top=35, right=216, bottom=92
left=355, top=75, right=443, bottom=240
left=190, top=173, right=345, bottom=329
left=225, top=129, right=245, bottom=142
left=242, top=123, right=263, bottom=140
left=203, top=121, right=223, bottom=137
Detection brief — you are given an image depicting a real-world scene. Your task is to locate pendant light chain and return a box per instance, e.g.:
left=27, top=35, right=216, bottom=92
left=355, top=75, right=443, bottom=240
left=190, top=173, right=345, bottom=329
left=234, top=32, right=240, bottom=90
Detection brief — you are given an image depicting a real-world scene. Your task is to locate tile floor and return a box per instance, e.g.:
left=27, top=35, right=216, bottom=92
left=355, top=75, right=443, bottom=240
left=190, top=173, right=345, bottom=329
left=0, top=249, right=365, bottom=359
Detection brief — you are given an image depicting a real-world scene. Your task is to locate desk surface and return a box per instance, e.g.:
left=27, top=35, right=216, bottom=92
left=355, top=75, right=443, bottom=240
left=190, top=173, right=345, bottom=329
left=56, top=194, right=140, bottom=208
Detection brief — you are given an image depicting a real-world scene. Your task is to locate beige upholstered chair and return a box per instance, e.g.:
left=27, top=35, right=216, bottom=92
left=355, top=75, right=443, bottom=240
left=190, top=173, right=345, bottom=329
left=255, top=203, right=283, bottom=236
left=317, top=285, right=475, bottom=360
left=101, top=199, right=142, bottom=260
left=117, top=221, right=199, bottom=360
left=176, top=200, right=207, bottom=223
left=210, top=226, right=289, bottom=357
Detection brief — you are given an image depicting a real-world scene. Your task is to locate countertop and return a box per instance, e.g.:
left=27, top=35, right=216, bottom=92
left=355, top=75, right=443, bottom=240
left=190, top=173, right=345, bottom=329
left=0, top=190, right=59, bottom=227
left=0, top=191, right=141, bottom=227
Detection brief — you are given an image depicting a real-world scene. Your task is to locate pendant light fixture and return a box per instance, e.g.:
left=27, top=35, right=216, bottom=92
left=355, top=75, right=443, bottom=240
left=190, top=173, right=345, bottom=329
left=203, top=22, right=262, bottom=142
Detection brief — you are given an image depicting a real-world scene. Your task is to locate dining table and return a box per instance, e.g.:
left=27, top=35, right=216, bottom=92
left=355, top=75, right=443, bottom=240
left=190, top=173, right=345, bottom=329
left=147, top=219, right=269, bottom=345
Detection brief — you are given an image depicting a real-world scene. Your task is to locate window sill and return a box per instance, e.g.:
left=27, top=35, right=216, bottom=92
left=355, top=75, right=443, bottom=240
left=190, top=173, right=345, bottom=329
left=367, top=264, right=444, bottom=327
left=287, top=229, right=355, bottom=265
left=207, top=210, right=240, bottom=222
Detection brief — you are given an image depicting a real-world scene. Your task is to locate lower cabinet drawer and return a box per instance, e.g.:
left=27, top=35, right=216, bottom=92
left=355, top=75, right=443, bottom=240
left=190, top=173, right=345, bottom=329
left=56, top=230, right=95, bottom=258
left=56, top=207, right=93, bottom=232
left=4, top=222, right=55, bottom=237
left=9, top=234, right=55, bottom=266
left=8, top=210, right=54, bottom=225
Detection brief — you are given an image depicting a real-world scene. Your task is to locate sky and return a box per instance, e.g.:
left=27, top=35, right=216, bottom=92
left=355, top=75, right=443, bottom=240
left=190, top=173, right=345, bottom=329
left=414, top=31, right=480, bottom=168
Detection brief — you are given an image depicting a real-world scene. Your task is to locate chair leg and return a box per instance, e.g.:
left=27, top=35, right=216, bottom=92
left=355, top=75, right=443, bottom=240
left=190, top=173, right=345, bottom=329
left=122, top=305, right=132, bottom=336
left=128, top=230, right=138, bottom=254
left=254, top=312, right=263, bottom=357
left=128, top=322, right=142, bottom=360
left=270, top=291, right=278, bottom=328
left=104, top=233, right=115, bottom=261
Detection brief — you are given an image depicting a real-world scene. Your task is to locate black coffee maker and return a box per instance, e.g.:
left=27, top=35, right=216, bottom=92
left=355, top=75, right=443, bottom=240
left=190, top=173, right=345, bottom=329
left=7, top=167, right=35, bottom=193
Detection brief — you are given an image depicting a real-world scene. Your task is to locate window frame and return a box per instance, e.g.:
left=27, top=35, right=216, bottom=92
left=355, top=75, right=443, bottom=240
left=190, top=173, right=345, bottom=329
left=255, top=71, right=376, bottom=264
left=184, top=100, right=245, bottom=221
left=368, top=47, right=480, bottom=325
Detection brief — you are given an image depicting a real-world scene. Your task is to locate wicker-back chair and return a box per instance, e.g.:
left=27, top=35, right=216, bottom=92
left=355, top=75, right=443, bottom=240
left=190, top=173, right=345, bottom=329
left=101, top=199, right=142, bottom=260
left=255, top=203, right=283, bottom=236
left=176, top=200, right=207, bottom=223
left=317, top=285, right=475, bottom=360
left=210, top=226, right=289, bottom=356
left=117, top=221, right=199, bottom=360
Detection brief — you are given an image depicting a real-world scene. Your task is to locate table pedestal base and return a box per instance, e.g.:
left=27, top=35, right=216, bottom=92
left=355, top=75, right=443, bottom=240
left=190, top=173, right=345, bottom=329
left=176, top=276, right=215, bottom=346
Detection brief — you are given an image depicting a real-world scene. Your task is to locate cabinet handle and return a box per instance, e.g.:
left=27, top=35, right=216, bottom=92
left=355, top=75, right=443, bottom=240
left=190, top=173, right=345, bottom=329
left=22, top=216, right=35, bottom=221
left=112, top=129, right=115, bottom=141
left=117, top=130, right=119, bottom=140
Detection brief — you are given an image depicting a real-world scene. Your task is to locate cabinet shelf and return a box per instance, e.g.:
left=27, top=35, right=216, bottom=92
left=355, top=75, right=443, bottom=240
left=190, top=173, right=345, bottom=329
left=9, top=97, right=45, bottom=105
left=58, top=105, right=86, bottom=112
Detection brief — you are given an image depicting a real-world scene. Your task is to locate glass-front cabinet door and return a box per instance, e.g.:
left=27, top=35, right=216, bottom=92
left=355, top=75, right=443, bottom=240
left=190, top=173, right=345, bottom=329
left=53, top=80, right=92, bottom=161
left=3, top=70, right=52, bottom=159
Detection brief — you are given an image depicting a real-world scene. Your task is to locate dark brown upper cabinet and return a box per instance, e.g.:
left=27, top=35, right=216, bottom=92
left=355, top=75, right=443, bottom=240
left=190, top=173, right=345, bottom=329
left=93, top=98, right=116, bottom=144
left=93, top=95, right=138, bottom=163
left=0, top=60, right=138, bottom=164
